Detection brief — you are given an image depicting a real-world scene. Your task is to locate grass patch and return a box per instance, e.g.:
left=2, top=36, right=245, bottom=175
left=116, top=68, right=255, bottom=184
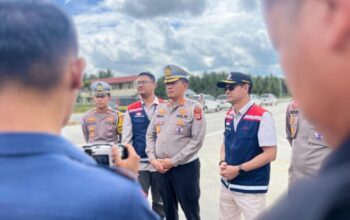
left=73, top=104, right=93, bottom=113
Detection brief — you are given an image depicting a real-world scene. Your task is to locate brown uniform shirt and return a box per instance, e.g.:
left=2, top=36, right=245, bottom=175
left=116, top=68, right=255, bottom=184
left=286, top=100, right=331, bottom=187
left=146, top=98, right=206, bottom=167
left=81, top=109, right=122, bottom=144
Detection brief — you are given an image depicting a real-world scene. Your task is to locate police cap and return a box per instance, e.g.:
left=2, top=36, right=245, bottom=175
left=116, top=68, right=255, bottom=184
left=91, top=81, right=111, bottom=95
left=163, top=64, right=189, bottom=83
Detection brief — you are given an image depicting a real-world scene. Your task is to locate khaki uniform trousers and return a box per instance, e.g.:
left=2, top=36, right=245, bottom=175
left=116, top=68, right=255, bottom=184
left=219, top=186, right=266, bottom=220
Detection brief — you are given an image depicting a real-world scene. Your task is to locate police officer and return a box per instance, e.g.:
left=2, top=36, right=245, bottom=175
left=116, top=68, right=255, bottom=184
left=122, top=72, right=165, bottom=218
left=216, top=72, right=277, bottom=220
left=0, top=1, right=158, bottom=219
left=146, top=65, right=206, bottom=220
left=81, top=81, right=123, bottom=144
left=286, top=100, right=331, bottom=188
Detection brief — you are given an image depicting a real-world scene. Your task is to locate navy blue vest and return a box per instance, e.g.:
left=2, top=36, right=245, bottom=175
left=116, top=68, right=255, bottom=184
left=128, top=102, right=150, bottom=159
left=222, top=104, right=270, bottom=193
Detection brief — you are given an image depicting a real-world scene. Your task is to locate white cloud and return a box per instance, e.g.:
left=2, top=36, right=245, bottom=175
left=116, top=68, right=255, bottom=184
left=63, top=0, right=281, bottom=78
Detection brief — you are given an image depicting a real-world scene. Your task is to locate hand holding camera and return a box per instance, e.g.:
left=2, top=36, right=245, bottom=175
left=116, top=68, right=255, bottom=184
left=112, top=144, right=140, bottom=175
left=83, top=143, right=140, bottom=175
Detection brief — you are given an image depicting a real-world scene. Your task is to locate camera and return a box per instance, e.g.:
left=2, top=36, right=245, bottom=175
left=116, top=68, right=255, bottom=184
left=82, top=143, right=128, bottom=167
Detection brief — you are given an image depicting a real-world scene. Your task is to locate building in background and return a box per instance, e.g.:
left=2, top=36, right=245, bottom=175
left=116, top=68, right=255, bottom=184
left=79, top=75, right=138, bottom=105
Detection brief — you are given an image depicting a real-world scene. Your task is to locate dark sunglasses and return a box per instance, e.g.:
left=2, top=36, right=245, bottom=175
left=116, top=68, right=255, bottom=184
left=225, top=84, right=243, bottom=91
left=94, top=94, right=108, bottom=98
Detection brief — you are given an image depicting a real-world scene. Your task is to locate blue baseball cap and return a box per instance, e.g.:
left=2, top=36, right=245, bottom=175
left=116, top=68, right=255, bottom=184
left=217, top=72, right=252, bottom=88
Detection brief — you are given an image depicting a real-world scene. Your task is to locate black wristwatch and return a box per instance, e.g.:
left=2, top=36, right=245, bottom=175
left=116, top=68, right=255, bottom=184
left=238, top=165, right=246, bottom=175
left=219, top=160, right=226, bottom=166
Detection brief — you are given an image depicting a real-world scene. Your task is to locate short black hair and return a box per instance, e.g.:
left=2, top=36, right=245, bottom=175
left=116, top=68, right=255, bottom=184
left=137, top=72, right=156, bottom=82
left=0, top=0, right=78, bottom=90
left=179, top=78, right=189, bottom=84
left=247, top=84, right=253, bottom=94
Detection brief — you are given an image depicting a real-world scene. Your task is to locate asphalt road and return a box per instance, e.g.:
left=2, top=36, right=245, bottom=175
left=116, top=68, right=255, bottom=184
left=62, top=101, right=291, bottom=220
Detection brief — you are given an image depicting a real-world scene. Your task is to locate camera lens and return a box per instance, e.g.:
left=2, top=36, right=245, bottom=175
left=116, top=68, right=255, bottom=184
left=118, top=144, right=128, bottom=159
left=84, top=149, right=92, bottom=156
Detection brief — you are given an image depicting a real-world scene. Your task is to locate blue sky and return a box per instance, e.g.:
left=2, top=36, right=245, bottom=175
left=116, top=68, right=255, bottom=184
left=53, top=0, right=281, bottom=78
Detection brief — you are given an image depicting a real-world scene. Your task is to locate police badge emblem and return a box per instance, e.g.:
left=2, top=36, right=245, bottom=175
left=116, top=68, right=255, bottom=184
left=176, top=119, right=185, bottom=126
left=165, top=66, right=172, bottom=77
left=158, top=108, right=166, bottom=116
left=314, top=132, right=324, bottom=140
left=179, top=108, right=188, bottom=118
left=289, top=111, right=299, bottom=138
left=96, top=83, right=104, bottom=91
left=156, top=125, right=161, bottom=133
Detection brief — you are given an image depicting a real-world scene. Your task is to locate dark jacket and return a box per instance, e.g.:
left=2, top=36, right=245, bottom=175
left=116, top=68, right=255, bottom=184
left=259, top=137, right=350, bottom=220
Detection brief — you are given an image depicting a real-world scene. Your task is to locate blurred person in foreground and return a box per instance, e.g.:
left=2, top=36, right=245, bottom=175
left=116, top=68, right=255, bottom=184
left=259, top=0, right=350, bottom=219
left=0, top=1, right=158, bottom=219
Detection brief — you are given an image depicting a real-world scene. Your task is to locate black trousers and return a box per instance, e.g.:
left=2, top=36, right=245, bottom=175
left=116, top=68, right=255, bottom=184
left=158, top=159, right=201, bottom=220
left=138, top=171, right=164, bottom=218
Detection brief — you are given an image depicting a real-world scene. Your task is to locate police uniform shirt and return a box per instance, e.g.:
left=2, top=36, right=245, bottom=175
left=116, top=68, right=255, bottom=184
left=0, top=133, right=159, bottom=220
left=226, top=100, right=277, bottom=147
left=81, top=108, right=121, bottom=144
left=146, top=98, right=206, bottom=167
left=286, top=101, right=331, bottom=186
left=122, top=97, right=160, bottom=171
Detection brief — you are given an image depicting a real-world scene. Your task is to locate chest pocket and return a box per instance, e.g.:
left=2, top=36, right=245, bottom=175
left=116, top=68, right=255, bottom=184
left=134, top=116, right=147, bottom=123
left=307, top=127, right=327, bottom=147
left=236, top=122, right=256, bottom=139
left=104, top=124, right=117, bottom=138
left=236, top=131, right=255, bottom=139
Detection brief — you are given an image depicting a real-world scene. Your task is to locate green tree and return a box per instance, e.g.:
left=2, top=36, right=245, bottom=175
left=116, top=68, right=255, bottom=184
left=155, top=76, right=167, bottom=99
left=97, top=69, right=113, bottom=78
left=82, top=69, right=114, bottom=90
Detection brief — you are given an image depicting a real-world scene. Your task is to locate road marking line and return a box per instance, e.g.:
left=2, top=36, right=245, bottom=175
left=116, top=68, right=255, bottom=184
left=205, top=130, right=223, bottom=137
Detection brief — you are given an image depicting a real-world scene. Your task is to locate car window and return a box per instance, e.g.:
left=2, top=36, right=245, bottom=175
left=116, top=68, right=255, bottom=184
left=217, top=95, right=226, bottom=100
left=204, top=95, right=215, bottom=100
left=118, top=97, right=139, bottom=106
left=189, top=96, right=200, bottom=101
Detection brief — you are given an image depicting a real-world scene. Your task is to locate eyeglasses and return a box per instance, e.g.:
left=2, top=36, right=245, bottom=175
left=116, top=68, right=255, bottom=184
left=225, top=84, right=243, bottom=91
left=135, top=81, right=153, bottom=86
